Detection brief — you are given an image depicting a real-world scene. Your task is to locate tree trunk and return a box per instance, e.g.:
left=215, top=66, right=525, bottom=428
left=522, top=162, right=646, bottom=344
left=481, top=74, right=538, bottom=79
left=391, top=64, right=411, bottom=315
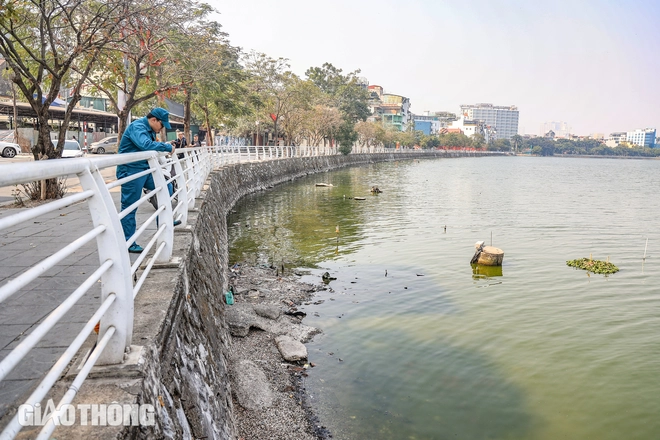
left=117, top=108, right=130, bottom=145
left=273, top=118, right=278, bottom=146
left=184, top=88, right=191, bottom=142
left=204, top=107, right=213, bottom=147
left=34, top=107, right=55, bottom=160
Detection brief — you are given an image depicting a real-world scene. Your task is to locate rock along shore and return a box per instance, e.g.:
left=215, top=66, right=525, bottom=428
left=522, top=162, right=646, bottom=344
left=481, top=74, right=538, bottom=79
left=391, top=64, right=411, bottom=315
left=225, top=263, right=331, bottom=440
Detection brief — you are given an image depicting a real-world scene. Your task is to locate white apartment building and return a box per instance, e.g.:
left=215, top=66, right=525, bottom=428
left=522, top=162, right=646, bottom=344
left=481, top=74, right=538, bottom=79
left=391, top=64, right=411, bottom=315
left=626, top=128, right=656, bottom=148
left=460, top=103, right=519, bottom=140
left=605, top=132, right=626, bottom=148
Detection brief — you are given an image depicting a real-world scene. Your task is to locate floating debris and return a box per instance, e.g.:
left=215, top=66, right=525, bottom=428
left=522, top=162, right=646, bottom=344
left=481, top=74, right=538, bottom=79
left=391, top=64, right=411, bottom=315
left=321, top=272, right=337, bottom=283
left=371, top=186, right=382, bottom=194
left=315, top=183, right=333, bottom=187
left=353, top=197, right=366, bottom=201
left=566, top=258, right=619, bottom=274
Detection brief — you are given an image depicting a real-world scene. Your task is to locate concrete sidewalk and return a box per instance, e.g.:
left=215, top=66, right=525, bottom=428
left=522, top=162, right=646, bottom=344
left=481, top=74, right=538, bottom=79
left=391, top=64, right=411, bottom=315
left=0, top=189, right=160, bottom=420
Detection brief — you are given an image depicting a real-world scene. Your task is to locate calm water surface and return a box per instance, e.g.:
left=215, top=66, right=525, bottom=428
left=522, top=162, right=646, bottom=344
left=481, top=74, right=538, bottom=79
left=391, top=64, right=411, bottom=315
left=228, top=156, right=660, bottom=440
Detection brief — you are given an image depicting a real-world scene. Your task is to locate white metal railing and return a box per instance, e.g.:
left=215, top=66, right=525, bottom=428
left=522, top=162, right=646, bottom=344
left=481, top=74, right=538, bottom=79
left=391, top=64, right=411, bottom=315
left=0, top=143, right=492, bottom=438
left=0, top=145, right=218, bottom=439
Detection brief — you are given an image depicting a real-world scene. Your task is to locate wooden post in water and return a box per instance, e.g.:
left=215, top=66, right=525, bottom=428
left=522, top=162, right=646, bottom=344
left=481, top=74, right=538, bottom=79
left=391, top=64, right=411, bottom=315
left=643, top=238, right=648, bottom=261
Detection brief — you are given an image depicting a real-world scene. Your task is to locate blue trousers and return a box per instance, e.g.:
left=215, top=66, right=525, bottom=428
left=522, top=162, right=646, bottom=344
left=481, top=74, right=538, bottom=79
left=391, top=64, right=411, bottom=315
left=117, top=166, right=173, bottom=243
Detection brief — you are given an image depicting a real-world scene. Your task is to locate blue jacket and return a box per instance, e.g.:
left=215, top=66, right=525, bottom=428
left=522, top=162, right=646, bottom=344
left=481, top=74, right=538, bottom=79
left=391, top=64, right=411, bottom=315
left=117, top=117, right=173, bottom=171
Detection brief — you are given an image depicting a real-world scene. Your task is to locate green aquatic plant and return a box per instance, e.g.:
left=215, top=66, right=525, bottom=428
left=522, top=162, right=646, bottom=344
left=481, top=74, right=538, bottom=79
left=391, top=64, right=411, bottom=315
left=566, top=258, right=619, bottom=275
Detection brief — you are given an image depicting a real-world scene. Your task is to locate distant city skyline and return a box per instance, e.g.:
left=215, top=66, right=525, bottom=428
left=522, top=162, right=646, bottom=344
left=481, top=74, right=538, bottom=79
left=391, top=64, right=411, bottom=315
left=208, top=0, right=659, bottom=136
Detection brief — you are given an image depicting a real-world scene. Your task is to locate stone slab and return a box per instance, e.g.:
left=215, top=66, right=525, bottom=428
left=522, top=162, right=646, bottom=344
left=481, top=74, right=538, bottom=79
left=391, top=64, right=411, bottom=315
left=274, top=335, right=307, bottom=362
left=253, top=304, right=281, bottom=320
left=230, top=360, right=273, bottom=410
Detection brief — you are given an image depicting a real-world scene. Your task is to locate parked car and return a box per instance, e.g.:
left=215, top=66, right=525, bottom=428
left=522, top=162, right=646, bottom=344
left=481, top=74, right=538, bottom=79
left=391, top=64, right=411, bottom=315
left=0, top=141, right=21, bottom=158
left=61, top=140, right=84, bottom=158
left=89, top=136, right=118, bottom=154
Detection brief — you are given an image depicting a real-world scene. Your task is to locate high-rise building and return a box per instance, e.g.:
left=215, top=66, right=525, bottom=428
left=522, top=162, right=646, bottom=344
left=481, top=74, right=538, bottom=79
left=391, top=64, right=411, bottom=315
left=541, top=121, right=571, bottom=138
left=460, top=103, right=519, bottom=140
left=626, top=128, right=656, bottom=148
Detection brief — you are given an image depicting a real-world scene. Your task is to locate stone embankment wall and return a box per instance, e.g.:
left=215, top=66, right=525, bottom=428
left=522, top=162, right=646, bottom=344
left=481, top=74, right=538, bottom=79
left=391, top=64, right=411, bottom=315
left=126, top=151, right=493, bottom=439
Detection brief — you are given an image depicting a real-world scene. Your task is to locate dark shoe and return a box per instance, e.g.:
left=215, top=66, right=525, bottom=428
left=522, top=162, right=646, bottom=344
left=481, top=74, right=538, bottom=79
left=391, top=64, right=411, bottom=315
left=173, top=219, right=182, bottom=227
left=144, top=188, right=159, bottom=210
left=128, top=243, right=143, bottom=253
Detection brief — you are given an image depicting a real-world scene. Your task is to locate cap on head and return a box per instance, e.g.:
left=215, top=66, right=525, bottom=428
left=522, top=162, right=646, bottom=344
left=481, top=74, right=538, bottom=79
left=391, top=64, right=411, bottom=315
left=150, top=107, right=172, bottom=129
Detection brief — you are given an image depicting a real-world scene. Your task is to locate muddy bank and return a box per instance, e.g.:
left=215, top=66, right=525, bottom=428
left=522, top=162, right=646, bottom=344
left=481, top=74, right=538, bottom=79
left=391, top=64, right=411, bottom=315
left=226, top=264, right=331, bottom=440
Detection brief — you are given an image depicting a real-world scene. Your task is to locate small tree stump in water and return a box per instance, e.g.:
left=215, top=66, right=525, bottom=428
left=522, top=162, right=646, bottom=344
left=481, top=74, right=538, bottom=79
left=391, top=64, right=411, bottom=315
left=476, top=246, right=504, bottom=266
left=471, top=242, right=504, bottom=266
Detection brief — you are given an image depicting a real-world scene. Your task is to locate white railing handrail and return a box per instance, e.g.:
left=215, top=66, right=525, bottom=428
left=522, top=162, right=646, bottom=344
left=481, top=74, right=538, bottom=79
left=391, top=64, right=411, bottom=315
left=0, top=144, right=491, bottom=438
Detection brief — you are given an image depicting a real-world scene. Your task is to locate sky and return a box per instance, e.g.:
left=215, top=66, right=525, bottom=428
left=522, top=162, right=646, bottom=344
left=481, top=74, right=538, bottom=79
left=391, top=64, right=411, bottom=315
left=207, top=0, right=660, bottom=136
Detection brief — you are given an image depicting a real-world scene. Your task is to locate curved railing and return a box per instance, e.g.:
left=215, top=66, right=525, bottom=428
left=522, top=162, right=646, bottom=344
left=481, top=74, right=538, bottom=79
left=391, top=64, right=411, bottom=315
left=0, top=143, right=491, bottom=438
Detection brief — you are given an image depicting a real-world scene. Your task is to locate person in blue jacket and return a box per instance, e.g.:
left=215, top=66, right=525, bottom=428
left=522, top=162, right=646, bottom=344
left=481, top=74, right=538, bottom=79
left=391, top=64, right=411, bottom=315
left=116, top=107, right=180, bottom=253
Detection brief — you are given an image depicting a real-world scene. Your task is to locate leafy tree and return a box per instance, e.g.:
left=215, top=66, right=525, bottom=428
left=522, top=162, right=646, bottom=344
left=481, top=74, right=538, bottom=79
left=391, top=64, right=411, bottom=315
left=302, top=104, right=342, bottom=147
left=511, top=134, right=523, bottom=153
left=83, top=0, right=208, bottom=141
left=244, top=51, right=298, bottom=146
left=305, top=62, right=371, bottom=150
left=167, top=14, right=250, bottom=144
left=374, top=124, right=398, bottom=148
left=423, top=135, right=441, bottom=149
left=336, top=120, right=358, bottom=155
left=305, top=62, right=370, bottom=122
left=0, top=0, right=126, bottom=165
left=172, top=23, right=254, bottom=145
left=275, top=78, right=316, bottom=145
left=471, top=133, right=486, bottom=149
left=445, top=132, right=470, bottom=147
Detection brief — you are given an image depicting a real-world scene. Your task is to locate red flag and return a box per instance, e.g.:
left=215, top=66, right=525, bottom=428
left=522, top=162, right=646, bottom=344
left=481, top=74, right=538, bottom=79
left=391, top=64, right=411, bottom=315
left=270, top=113, right=277, bottom=122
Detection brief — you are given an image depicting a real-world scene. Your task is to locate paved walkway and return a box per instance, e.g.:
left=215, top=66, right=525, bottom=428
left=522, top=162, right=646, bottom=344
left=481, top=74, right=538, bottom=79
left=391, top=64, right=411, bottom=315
left=0, top=174, right=158, bottom=420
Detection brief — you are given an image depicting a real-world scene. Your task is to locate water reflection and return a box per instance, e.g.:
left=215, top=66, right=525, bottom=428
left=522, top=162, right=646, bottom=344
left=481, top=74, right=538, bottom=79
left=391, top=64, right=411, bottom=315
left=228, top=167, right=394, bottom=267
left=307, top=329, right=536, bottom=440
left=472, top=264, right=503, bottom=278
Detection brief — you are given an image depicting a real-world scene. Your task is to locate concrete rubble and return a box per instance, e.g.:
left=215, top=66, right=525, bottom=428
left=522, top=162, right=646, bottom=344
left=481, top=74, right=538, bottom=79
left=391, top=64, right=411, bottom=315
left=275, top=335, right=308, bottom=362
left=226, top=264, right=327, bottom=440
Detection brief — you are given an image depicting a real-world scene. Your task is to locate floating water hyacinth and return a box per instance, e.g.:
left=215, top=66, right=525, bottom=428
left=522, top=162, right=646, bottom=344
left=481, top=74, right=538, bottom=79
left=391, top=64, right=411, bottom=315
left=566, top=258, right=619, bottom=275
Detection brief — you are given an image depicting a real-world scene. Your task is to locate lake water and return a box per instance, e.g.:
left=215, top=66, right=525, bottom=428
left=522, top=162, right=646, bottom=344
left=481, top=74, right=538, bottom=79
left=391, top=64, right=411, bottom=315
left=227, top=156, right=660, bottom=440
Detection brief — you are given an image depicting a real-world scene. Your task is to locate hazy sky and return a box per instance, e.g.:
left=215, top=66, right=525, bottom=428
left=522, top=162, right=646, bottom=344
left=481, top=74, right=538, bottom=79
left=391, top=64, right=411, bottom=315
left=208, top=0, right=660, bottom=136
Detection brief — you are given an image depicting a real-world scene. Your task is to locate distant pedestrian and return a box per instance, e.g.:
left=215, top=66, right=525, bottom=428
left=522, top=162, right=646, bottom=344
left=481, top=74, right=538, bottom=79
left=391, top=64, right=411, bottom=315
left=173, top=129, right=187, bottom=159
left=192, top=134, right=201, bottom=147
left=116, top=107, right=179, bottom=254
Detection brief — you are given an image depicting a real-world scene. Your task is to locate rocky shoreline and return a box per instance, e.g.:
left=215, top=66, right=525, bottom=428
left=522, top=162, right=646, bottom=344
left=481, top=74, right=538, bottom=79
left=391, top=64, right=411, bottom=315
left=225, top=263, right=331, bottom=440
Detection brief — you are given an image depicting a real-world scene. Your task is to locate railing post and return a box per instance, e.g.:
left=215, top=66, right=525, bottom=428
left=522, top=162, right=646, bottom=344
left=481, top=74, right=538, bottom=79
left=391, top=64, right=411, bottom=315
left=148, top=156, right=174, bottom=263
left=77, top=166, right=134, bottom=365
left=193, top=150, right=204, bottom=197
left=172, top=155, right=188, bottom=227
left=184, top=151, right=196, bottom=210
